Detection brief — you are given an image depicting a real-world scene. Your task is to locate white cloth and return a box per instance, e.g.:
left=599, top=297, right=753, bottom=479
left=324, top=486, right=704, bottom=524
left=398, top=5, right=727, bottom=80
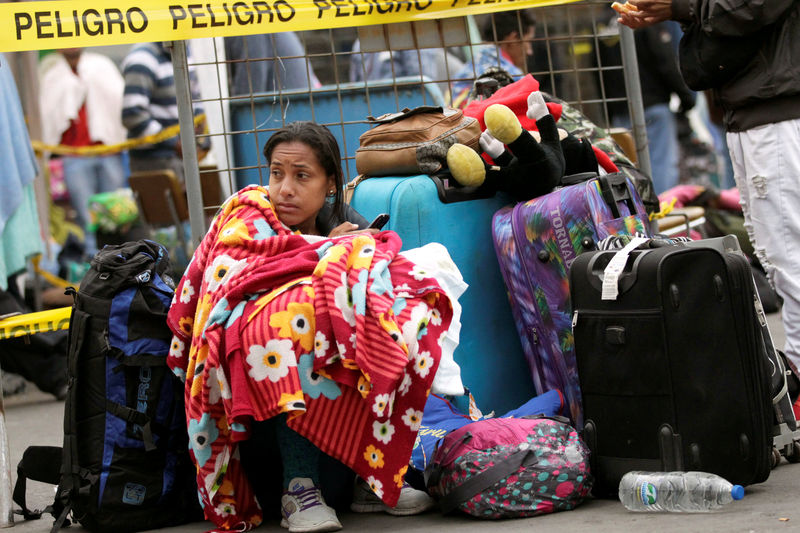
left=727, top=117, right=800, bottom=374
left=39, top=52, right=126, bottom=146
left=400, top=242, right=467, bottom=396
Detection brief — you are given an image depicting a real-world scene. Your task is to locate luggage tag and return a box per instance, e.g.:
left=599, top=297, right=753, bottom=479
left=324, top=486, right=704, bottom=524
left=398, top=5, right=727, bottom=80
left=601, top=236, right=649, bottom=300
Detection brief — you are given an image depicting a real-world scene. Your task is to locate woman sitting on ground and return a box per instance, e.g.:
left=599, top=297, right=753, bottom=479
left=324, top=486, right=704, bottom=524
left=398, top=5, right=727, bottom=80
left=167, top=122, right=454, bottom=532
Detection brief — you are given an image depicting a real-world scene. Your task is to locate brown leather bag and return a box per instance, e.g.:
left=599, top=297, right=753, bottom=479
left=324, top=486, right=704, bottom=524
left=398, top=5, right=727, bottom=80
left=355, top=106, right=481, bottom=177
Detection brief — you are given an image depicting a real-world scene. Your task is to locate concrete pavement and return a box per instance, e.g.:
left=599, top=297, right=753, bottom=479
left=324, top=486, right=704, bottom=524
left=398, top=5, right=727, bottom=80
left=3, top=312, right=799, bottom=533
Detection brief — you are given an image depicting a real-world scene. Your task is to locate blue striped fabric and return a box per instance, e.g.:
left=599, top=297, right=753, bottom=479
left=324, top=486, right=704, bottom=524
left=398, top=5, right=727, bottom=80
left=121, top=42, right=205, bottom=159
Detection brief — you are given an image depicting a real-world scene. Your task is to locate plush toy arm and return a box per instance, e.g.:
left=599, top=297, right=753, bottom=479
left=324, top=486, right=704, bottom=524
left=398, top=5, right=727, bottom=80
left=481, top=101, right=567, bottom=201
left=480, top=130, right=505, bottom=159
left=484, top=104, right=546, bottom=161
left=479, top=130, right=514, bottom=166
left=526, top=91, right=549, bottom=122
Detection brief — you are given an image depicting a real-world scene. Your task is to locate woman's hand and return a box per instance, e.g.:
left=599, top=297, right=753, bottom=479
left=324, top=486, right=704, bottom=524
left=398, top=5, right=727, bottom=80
left=328, top=222, right=380, bottom=238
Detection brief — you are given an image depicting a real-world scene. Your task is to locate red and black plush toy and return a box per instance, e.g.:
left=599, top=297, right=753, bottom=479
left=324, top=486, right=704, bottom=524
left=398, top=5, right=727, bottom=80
left=447, top=90, right=599, bottom=202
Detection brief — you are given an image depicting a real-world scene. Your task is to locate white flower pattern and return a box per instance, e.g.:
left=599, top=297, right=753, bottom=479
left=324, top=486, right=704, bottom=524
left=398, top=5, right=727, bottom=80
left=408, top=264, right=429, bottom=281
left=180, top=279, right=195, bottom=303
left=372, top=393, right=390, bottom=417
left=401, top=408, right=423, bottom=431
left=366, top=476, right=384, bottom=499
left=372, top=420, right=395, bottom=444
left=169, top=337, right=185, bottom=359
left=246, top=339, right=296, bottom=382
left=314, top=331, right=330, bottom=360
left=333, top=272, right=356, bottom=326
left=204, top=254, right=248, bottom=293
left=401, top=303, right=429, bottom=360
left=414, top=350, right=434, bottom=379
left=398, top=372, right=412, bottom=396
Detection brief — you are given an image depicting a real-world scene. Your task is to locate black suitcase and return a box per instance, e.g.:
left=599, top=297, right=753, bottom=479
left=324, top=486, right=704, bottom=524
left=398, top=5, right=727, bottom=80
left=569, top=237, right=774, bottom=496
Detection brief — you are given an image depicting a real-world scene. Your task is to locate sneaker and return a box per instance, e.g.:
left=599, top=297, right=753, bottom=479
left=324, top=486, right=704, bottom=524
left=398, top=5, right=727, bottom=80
left=280, top=478, right=342, bottom=533
left=350, top=478, right=435, bottom=516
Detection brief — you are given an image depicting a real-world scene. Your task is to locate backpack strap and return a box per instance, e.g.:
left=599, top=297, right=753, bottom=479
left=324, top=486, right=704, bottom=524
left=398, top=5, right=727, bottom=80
left=436, top=446, right=536, bottom=515
left=104, top=399, right=156, bottom=451
left=13, top=446, right=62, bottom=520
left=77, top=374, right=158, bottom=451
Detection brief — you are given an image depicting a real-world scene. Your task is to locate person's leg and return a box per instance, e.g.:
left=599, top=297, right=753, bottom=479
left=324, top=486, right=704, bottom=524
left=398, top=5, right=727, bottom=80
left=276, top=415, right=321, bottom=488
left=727, top=118, right=800, bottom=375
left=77, top=154, right=127, bottom=255
left=644, top=103, right=679, bottom=194
left=61, top=155, right=95, bottom=230
left=96, top=154, right=127, bottom=193
left=276, top=416, right=341, bottom=533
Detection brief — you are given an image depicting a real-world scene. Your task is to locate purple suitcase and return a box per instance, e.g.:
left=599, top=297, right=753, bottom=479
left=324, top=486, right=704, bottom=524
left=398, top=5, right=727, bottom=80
left=492, top=172, right=651, bottom=427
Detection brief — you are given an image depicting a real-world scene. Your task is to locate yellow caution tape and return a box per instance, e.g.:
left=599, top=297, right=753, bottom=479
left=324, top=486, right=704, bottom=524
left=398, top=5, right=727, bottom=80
left=31, top=114, right=206, bottom=157
left=1, top=0, right=578, bottom=53
left=31, top=255, right=75, bottom=290
left=0, top=307, right=71, bottom=340
left=649, top=197, right=677, bottom=221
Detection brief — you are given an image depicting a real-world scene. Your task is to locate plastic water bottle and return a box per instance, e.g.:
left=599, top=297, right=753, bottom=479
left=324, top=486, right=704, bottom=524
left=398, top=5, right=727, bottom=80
left=619, top=471, right=745, bottom=512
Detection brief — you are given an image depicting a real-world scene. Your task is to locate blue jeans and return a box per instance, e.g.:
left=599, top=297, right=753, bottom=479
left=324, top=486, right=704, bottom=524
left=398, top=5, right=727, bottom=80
left=614, top=103, right=679, bottom=194
left=61, top=153, right=127, bottom=253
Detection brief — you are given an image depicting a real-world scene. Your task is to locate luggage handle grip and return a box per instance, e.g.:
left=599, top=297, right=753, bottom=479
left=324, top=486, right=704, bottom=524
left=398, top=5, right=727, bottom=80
left=598, top=173, right=636, bottom=219
left=585, top=250, right=642, bottom=295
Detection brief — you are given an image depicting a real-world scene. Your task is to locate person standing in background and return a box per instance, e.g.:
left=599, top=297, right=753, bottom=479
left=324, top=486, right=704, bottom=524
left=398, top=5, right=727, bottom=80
left=450, top=10, right=536, bottom=108
left=121, top=42, right=209, bottom=182
left=601, top=20, right=694, bottom=194
left=349, top=41, right=464, bottom=102
left=225, top=32, right=321, bottom=95
left=39, top=48, right=127, bottom=255
left=617, top=0, right=800, bottom=376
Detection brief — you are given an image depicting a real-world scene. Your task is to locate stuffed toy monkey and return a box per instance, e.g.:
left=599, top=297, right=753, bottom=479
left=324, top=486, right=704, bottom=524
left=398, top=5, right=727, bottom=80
left=447, top=91, right=598, bottom=202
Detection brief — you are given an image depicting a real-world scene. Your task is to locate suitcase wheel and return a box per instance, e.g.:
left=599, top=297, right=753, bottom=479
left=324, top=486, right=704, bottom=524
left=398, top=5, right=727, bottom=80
left=771, top=447, right=782, bottom=468
left=786, top=440, right=800, bottom=464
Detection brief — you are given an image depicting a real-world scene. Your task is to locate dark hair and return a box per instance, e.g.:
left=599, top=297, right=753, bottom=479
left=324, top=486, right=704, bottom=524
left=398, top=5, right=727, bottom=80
left=481, top=10, right=536, bottom=42
left=262, top=121, right=345, bottom=220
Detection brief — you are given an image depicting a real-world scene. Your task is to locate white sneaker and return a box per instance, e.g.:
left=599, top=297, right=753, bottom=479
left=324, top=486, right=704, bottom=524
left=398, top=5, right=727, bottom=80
left=280, top=478, right=342, bottom=533
left=350, top=477, right=435, bottom=516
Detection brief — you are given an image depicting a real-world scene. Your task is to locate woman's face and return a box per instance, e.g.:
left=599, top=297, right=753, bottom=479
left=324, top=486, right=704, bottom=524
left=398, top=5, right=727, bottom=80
left=268, top=140, right=335, bottom=234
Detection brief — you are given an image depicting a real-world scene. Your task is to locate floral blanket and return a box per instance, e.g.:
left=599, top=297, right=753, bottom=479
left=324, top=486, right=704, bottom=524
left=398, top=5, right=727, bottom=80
left=167, top=186, right=452, bottom=530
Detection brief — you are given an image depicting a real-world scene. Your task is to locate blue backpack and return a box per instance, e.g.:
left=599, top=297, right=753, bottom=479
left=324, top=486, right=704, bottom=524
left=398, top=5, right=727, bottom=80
left=13, top=241, right=201, bottom=532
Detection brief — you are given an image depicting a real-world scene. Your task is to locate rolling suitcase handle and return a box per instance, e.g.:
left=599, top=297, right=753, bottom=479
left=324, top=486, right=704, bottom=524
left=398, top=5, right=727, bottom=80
left=598, top=172, right=638, bottom=219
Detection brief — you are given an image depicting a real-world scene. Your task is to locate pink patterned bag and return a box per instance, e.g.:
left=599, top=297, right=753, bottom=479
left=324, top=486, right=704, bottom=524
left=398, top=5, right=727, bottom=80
left=426, top=416, right=593, bottom=518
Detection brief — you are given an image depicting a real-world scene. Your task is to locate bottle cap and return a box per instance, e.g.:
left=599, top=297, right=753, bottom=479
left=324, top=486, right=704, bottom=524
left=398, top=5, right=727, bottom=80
left=731, top=485, right=745, bottom=500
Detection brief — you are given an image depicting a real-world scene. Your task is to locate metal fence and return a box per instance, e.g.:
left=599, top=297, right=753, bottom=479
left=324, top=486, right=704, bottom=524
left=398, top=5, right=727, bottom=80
left=172, top=0, right=648, bottom=245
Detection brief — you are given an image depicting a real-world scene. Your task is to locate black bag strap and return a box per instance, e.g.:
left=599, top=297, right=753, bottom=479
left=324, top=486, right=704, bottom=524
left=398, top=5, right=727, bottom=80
left=103, top=399, right=156, bottom=451
left=13, top=446, right=62, bottom=520
left=436, top=446, right=536, bottom=515
left=60, top=287, right=83, bottom=526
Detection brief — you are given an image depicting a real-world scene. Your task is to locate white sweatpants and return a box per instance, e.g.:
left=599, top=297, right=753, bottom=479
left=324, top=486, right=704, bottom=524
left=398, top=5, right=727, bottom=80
left=727, top=118, right=800, bottom=374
